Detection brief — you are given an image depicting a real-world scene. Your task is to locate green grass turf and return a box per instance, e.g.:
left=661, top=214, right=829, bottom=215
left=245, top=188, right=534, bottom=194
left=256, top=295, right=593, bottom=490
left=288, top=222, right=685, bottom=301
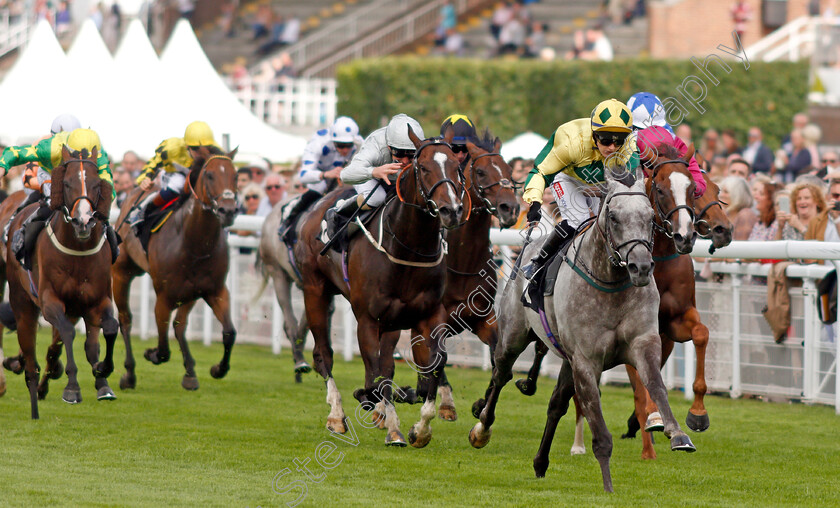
left=0, top=333, right=838, bottom=507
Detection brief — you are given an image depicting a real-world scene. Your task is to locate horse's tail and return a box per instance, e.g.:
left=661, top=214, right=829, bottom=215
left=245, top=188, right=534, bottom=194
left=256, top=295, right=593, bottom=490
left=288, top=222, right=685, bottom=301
left=251, top=250, right=270, bottom=305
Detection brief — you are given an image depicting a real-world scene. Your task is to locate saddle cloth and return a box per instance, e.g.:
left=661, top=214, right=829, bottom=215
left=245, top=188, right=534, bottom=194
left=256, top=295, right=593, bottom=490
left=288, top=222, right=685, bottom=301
left=137, top=195, right=187, bottom=252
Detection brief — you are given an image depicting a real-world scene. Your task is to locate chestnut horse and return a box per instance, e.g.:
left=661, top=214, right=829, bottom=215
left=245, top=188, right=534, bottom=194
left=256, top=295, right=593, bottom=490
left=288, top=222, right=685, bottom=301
left=0, top=191, right=28, bottom=397
left=112, top=146, right=239, bottom=391
left=403, top=131, right=519, bottom=422
left=295, top=128, right=463, bottom=447
left=5, top=146, right=118, bottom=419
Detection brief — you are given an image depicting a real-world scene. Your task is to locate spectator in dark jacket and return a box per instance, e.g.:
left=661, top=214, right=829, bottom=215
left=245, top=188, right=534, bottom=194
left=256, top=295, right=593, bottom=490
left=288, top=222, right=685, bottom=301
left=741, top=126, right=774, bottom=175
left=777, top=129, right=812, bottom=183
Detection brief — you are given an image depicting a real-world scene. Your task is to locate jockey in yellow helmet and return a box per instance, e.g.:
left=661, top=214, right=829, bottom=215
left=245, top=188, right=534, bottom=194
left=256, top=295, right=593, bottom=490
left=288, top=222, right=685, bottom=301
left=520, top=98, right=639, bottom=279
left=128, top=121, right=222, bottom=227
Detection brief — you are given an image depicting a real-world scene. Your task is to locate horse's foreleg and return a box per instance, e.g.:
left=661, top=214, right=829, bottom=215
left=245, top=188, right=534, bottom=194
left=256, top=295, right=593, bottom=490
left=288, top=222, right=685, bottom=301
left=626, top=365, right=655, bottom=459
left=408, top=308, right=450, bottom=449
left=271, top=270, right=309, bottom=376
left=13, top=300, right=40, bottom=419
left=377, top=330, right=406, bottom=446
left=41, top=293, right=80, bottom=404
left=685, top=308, right=710, bottom=432
left=304, top=285, right=345, bottom=434
left=631, top=333, right=696, bottom=455
left=36, top=328, right=63, bottom=400
left=112, top=267, right=137, bottom=389
left=533, top=360, right=576, bottom=477
left=172, top=301, right=199, bottom=390
left=571, top=360, right=613, bottom=493
left=145, top=296, right=172, bottom=365
left=570, top=393, right=586, bottom=455
left=355, top=317, right=386, bottom=430
left=206, top=287, right=236, bottom=379
left=516, top=339, right=548, bottom=396
left=89, top=303, right=119, bottom=400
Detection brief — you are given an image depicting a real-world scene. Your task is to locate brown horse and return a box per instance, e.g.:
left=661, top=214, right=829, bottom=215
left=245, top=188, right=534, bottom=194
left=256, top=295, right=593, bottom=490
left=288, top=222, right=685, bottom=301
left=0, top=191, right=29, bottom=397
left=295, top=127, right=463, bottom=447
left=112, top=146, right=239, bottom=391
left=5, top=146, right=118, bottom=418
left=405, top=131, right=519, bottom=422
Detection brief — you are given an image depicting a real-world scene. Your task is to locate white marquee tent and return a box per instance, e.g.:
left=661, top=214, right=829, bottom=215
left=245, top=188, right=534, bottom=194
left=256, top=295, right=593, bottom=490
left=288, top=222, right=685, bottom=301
left=500, top=131, right=549, bottom=161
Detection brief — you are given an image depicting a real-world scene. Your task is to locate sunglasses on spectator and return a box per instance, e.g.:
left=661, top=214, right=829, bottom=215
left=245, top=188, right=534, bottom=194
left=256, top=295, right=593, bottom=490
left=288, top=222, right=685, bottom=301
left=245, top=194, right=260, bottom=200
left=593, top=132, right=628, bottom=147
left=832, top=193, right=840, bottom=199
left=334, top=142, right=354, bottom=150
left=451, top=144, right=468, bottom=154
left=265, top=185, right=283, bottom=190
left=390, top=148, right=415, bottom=159
left=823, top=159, right=838, bottom=164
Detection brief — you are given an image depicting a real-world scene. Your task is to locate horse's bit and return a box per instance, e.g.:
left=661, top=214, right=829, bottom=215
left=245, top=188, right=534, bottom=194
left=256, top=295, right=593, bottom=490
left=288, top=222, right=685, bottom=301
left=596, top=190, right=654, bottom=268
left=468, top=152, right=514, bottom=215
left=190, top=155, right=238, bottom=219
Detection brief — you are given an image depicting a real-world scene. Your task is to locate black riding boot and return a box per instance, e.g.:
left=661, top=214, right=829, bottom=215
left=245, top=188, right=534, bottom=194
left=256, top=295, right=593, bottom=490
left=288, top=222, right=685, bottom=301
left=11, top=202, right=52, bottom=264
left=325, top=197, right=360, bottom=240
left=105, top=224, right=121, bottom=263
left=278, top=189, right=322, bottom=240
left=521, top=220, right=577, bottom=279
left=4, top=190, right=42, bottom=241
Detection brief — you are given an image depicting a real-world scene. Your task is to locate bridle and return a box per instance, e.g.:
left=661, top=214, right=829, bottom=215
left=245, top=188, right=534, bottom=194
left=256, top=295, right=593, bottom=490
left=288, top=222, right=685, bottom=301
left=694, top=196, right=727, bottom=238
left=467, top=152, right=515, bottom=215
left=188, top=155, right=237, bottom=219
left=59, top=157, right=108, bottom=224
left=648, top=158, right=696, bottom=238
left=595, top=190, right=654, bottom=268
left=395, top=138, right=466, bottom=219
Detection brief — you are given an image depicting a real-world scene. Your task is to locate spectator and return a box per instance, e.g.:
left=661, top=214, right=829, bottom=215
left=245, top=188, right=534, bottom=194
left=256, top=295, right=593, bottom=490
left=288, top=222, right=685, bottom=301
left=236, top=167, right=252, bottom=192
left=257, top=172, right=287, bottom=216
left=781, top=112, right=809, bottom=155
left=232, top=182, right=264, bottom=254
left=55, top=1, right=71, bottom=37
left=719, top=176, right=758, bottom=240
left=582, top=26, right=613, bottom=61
left=803, top=124, right=822, bottom=170
left=178, top=0, right=195, bottom=20
left=820, top=149, right=840, bottom=180
left=120, top=151, right=145, bottom=180
left=741, top=126, right=774, bottom=175
left=675, top=124, right=692, bottom=146
left=220, top=0, right=238, bottom=38
left=498, top=10, right=526, bottom=55
left=523, top=21, right=547, bottom=58
left=700, top=128, right=721, bottom=165
left=252, top=4, right=272, bottom=40
left=246, top=159, right=268, bottom=185
left=280, top=15, right=300, bottom=46
left=288, top=175, right=307, bottom=196
left=727, top=158, right=751, bottom=180
left=805, top=179, right=840, bottom=251
left=256, top=12, right=284, bottom=55
left=113, top=170, right=134, bottom=209
left=490, top=2, right=514, bottom=43
left=444, top=28, right=465, bottom=56
left=273, top=53, right=296, bottom=87
left=731, top=0, right=752, bottom=41
left=777, top=129, right=812, bottom=183
left=721, top=129, right=741, bottom=157
left=435, top=0, right=457, bottom=46
left=748, top=177, right=782, bottom=241
left=776, top=182, right=826, bottom=240
left=709, top=154, right=728, bottom=181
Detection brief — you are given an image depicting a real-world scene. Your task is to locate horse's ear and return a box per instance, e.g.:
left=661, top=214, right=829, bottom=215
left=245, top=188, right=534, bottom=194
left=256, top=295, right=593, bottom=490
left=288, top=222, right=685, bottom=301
left=493, top=137, right=502, bottom=153
left=694, top=150, right=706, bottom=168
left=227, top=146, right=238, bottom=160
left=466, top=140, right=482, bottom=161
left=61, top=144, right=73, bottom=163
left=90, top=146, right=98, bottom=161
left=683, top=142, right=695, bottom=163
left=442, top=126, right=454, bottom=146
left=407, top=125, right=423, bottom=149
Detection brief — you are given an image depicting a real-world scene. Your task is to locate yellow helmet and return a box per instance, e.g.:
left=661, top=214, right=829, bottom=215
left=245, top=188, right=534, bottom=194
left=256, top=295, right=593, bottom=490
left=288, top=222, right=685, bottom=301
left=66, top=128, right=102, bottom=154
left=590, top=99, right=633, bottom=133
left=184, top=121, right=215, bottom=147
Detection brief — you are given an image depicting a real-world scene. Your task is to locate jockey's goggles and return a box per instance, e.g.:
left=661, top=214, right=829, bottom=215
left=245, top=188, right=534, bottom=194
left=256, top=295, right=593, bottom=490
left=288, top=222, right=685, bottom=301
left=451, top=144, right=468, bottom=153
left=390, top=147, right=415, bottom=159
left=594, top=132, right=629, bottom=147
left=334, top=142, right=354, bottom=150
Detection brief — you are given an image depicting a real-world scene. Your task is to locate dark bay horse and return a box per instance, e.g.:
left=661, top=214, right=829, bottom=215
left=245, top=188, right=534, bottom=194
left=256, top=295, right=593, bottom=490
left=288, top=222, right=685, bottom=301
left=471, top=164, right=695, bottom=492
left=112, top=146, right=239, bottom=391
left=405, top=132, right=519, bottom=422
left=295, top=127, right=463, bottom=447
left=5, top=146, right=118, bottom=418
left=0, top=191, right=29, bottom=397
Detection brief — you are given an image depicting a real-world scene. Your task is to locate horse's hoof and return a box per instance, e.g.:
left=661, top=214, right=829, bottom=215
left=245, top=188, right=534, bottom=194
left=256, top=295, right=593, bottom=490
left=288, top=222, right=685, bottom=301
left=394, top=386, right=418, bottom=404
left=438, top=404, right=457, bottom=421
left=515, top=378, right=537, bottom=396
left=570, top=445, right=586, bottom=456
left=182, top=376, right=200, bottom=391
left=92, top=361, right=113, bottom=379
left=62, top=388, right=82, bottom=404
left=143, top=348, right=170, bottom=365
left=644, top=412, right=665, bottom=432
left=352, top=388, right=366, bottom=403
left=385, top=430, right=407, bottom=447
left=686, top=411, right=710, bottom=432
left=670, top=434, right=696, bottom=453
left=0, top=383, right=5, bottom=397
left=97, top=386, right=117, bottom=401
left=620, top=431, right=636, bottom=439
left=209, top=363, right=229, bottom=379
left=533, top=460, right=549, bottom=478
left=468, top=423, right=491, bottom=449
left=119, top=372, right=136, bottom=390
left=326, top=417, right=347, bottom=435
left=372, top=411, right=386, bottom=429
left=3, top=357, right=23, bottom=374
left=294, top=361, right=311, bottom=374
left=48, top=360, right=64, bottom=380
left=641, top=450, right=657, bottom=460
left=294, top=371, right=302, bottom=383
left=471, top=398, right=486, bottom=420
left=408, top=424, right=432, bottom=448
left=37, top=383, right=49, bottom=400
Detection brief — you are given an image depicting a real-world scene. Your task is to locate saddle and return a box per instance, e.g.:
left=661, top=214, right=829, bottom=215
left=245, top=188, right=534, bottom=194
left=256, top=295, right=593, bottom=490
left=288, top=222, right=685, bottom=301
left=320, top=187, right=379, bottom=254
left=522, top=243, right=569, bottom=313
left=19, top=207, right=52, bottom=271
left=136, top=194, right=188, bottom=252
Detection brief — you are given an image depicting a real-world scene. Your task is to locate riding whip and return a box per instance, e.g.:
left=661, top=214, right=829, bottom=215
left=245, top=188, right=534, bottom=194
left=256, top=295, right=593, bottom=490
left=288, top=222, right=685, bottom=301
left=319, top=179, right=384, bottom=256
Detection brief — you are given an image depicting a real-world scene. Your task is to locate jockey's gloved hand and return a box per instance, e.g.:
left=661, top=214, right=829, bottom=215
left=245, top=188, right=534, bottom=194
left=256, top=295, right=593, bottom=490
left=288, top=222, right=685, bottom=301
left=527, top=201, right=542, bottom=224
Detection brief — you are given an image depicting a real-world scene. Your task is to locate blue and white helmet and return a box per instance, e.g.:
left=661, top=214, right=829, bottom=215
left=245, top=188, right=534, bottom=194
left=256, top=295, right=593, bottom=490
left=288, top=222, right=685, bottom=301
left=331, top=116, right=361, bottom=144
left=627, top=92, right=673, bottom=135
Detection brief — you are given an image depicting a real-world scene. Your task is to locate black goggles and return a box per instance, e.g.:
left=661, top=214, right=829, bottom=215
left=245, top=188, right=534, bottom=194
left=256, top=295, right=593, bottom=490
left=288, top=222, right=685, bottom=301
left=390, top=147, right=416, bottom=159
left=334, top=142, right=354, bottom=149
left=594, top=132, right=629, bottom=147
left=451, top=144, right=468, bottom=154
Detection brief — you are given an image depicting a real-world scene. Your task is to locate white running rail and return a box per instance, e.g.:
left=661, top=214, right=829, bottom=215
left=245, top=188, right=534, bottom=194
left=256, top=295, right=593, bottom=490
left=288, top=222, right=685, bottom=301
left=232, top=77, right=337, bottom=127
left=0, top=12, right=32, bottom=58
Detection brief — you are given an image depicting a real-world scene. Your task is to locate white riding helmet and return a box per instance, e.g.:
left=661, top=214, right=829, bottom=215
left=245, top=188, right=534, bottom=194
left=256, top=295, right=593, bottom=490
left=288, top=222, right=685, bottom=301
left=50, top=113, right=82, bottom=135
left=331, top=116, right=360, bottom=144
left=385, top=114, right=424, bottom=151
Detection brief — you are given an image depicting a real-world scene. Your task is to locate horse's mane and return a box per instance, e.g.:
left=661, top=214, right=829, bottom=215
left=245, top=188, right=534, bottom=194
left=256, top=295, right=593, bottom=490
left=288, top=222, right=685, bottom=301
left=653, top=142, right=682, bottom=161
left=189, top=145, right=226, bottom=172
left=51, top=148, right=112, bottom=217
left=473, top=128, right=497, bottom=153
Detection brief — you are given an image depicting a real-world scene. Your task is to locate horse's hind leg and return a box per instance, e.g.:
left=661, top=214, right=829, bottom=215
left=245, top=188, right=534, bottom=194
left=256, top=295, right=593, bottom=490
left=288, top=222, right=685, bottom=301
left=533, top=360, right=575, bottom=477
left=375, top=330, right=407, bottom=446
left=408, top=307, right=450, bottom=449
left=41, top=294, right=81, bottom=404
left=571, top=360, right=614, bottom=493
left=37, top=328, right=64, bottom=400
left=684, top=308, right=710, bottom=432
left=206, top=287, right=236, bottom=380
left=172, top=301, right=199, bottom=390
left=516, top=339, right=548, bottom=396
left=145, top=297, right=173, bottom=365
left=631, top=333, right=696, bottom=454
left=270, top=270, right=310, bottom=377
left=85, top=303, right=119, bottom=400
left=304, top=286, right=345, bottom=434
left=112, top=264, right=138, bottom=389
left=570, top=394, right=586, bottom=455
left=14, top=305, right=40, bottom=419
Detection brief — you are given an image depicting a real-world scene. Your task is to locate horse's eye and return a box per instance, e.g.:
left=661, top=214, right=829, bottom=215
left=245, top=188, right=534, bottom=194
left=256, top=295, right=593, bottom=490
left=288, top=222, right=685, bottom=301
left=609, top=212, right=617, bottom=222
left=657, top=186, right=665, bottom=195
left=206, top=172, right=214, bottom=180
left=477, top=169, right=485, bottom=177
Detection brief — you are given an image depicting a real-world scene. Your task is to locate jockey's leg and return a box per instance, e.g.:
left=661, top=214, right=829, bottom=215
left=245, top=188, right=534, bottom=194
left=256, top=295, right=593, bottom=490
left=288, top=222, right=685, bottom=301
left=325, top=180, right=386, bottom=239
left=4, top=190, right=41, bottom=241
left=128, top=172, right=185, bottom=227
left=278, top=189, right=322, bottom=238
left=10, top=193, right=51, bottom=261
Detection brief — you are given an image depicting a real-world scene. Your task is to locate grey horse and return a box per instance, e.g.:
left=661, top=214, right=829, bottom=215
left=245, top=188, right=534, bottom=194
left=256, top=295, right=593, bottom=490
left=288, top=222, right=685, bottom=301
left=468, top=167, right=695, bottom=492
left=256, top=195, right=316, bottom=381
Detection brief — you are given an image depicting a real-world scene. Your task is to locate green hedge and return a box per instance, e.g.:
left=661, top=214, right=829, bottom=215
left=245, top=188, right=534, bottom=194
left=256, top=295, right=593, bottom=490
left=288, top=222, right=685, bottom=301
left=336, top=57, right=808, bottom=151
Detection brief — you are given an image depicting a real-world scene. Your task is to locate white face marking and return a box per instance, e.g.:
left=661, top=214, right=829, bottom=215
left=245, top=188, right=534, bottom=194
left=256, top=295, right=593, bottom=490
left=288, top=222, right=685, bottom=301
left=669, top=172, right=691, bottom=237
left=491, top=163, right=503, bottom=177
left=434, top=152, right=458, bottom=203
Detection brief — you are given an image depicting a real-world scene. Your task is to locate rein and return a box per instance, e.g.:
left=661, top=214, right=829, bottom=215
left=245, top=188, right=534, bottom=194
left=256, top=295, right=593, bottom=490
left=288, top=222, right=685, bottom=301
left=396, top=139, right=466, bottom=218
left=187, top=155, right=237, bottom=218
left=59, top=157, right=102, bottom=224
left=467, top=152, right=514, bottom=215
left=356, top=198, right=448, bottom=267
left=649, top=159, right=696, bottom=238
left=694, top=199, right=725, bottom=238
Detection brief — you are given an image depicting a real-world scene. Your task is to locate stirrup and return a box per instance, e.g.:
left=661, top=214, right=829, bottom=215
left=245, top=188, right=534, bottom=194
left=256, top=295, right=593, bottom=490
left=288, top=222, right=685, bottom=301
left=521, top=261, right=541, bottom=280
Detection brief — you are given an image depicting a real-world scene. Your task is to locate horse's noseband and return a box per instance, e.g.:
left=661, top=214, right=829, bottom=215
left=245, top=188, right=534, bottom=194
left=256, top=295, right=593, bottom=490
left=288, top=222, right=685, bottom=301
left=402, top=138, right=466, bottom=217
left=60, top=158, right=102, bottom=225
left=650, top=159, right=696, bottom=238
left=191, top=155, right=239, bottom=219
left=468, top=152, right=514, bottom=215
left=598, top=191, right=653, bottom=267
